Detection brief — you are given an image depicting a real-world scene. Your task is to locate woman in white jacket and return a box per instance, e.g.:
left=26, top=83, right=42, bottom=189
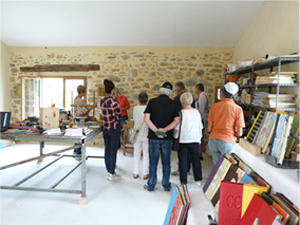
left=132, top=92, right=149, bottom=179
left=175, top=92, right=203, bottom=186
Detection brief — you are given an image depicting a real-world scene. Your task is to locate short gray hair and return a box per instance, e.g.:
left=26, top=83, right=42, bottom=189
left=159, top=87, right=172, bottom=96
left=180, top=92, right=193, bottom=106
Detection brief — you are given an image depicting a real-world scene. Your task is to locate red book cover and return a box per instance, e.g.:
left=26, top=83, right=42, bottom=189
left=239, top=194, right=278, bottom=225
left=168, top=187, right=184, bottom=225
left=219, top=181, right=243, bottom=225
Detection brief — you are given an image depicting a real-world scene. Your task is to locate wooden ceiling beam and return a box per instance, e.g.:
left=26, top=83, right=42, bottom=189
left=20, top=64, right=100, bottom=72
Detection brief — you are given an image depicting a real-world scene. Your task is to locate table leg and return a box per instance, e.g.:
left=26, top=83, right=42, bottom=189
left=80, top=141, right=88, bottom=205
left=38, top=141, right=45, bottom=163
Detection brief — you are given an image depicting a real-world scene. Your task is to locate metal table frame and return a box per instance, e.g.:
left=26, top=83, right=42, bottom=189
left=0, top=128, right=102, bottom=205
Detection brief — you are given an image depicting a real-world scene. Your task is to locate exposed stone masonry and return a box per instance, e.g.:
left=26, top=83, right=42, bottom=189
left=8, top=47, right=233, bottom=122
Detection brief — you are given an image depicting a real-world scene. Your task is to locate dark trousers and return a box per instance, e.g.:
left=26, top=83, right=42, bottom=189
left=178, top=143, right=202, bottom=184
left=103, top=125, right=121, bottom=174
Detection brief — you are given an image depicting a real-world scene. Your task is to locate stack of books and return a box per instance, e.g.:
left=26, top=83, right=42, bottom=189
left=204, top=153, right=299, bottom=225
left=261, top=94, right=297, bottom=108
left=255, top=72, right=297, bottom=85
left=164, top=184, right=191, bottom=225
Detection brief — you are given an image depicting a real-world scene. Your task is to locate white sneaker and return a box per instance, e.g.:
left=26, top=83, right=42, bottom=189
left=106, top=173, right=120, bottom=181
left=195, top=181, right=202, bottom=187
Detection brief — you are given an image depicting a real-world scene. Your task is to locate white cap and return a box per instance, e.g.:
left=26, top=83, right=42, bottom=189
left=224, top=82, right=239, bottom=95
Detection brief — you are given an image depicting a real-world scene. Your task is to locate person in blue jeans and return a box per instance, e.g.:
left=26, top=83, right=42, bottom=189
left=100, top=79, right=122, bottom=181
left=144, top=82, right=180, bottom=192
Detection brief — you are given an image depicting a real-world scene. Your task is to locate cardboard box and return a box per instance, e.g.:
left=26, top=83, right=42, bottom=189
left=40, top=108, right=59, bottom=130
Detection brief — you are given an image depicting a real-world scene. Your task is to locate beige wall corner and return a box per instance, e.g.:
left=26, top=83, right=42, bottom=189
left=0, top=41, right=10, bottom=111
left=233, top=1, right=299, bottom=62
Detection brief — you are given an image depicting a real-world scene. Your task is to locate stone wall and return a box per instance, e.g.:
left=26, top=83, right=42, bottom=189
left=8, top=46, right=233, bottom=123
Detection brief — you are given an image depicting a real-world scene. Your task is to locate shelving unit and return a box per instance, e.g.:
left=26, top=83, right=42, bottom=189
left=225, top=55, right=299, bottom=124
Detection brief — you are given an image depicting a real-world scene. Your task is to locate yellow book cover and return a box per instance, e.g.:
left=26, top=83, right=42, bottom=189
left=241, top=184, right=269, bottom=217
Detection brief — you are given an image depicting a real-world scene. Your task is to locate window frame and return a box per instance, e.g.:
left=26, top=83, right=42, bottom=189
left=21, top=74, right=87, bottom=120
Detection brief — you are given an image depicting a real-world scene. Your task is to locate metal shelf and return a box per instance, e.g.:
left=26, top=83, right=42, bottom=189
left=239, top=83, right=299, bottom=89
left=225, top=55, right=299, bottom=76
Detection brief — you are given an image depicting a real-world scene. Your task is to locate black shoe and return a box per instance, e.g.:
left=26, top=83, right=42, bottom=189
left=144, top=185, right=154, bottom=192
left=164, top=186, right=172, bottom=192
left=200, top=156, right=203, bottom=160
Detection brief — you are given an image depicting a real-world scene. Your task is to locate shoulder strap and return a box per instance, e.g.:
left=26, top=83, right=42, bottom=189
left=178, top=111, right=183, bottom=140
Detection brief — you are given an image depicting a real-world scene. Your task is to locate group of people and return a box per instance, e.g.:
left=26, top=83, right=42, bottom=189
left=75, top=78, right=245, bottom=191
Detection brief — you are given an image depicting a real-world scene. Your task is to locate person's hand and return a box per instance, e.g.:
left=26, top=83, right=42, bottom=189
left=157, top=128, right=167, bottom=133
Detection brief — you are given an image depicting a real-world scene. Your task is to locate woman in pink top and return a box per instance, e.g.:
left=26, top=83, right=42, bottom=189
left=207, top=82, right=245, bottom=165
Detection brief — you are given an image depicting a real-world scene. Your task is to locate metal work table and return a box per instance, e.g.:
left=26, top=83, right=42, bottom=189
left=0, top=128, right=102, bottom=205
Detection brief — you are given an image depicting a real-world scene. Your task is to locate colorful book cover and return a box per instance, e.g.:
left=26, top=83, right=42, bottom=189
left=218, top=181, right=269, bottom=225
left=203, top=155, right=225, bottom=192
left=285, top=112, right=299, bottom=158
left=239, top=173, right=258, bottom=186
left=182, top=184, right=191, bottom=225
left=178, top=185, right=188, bottom=225
left=164, top=187, right=179, bottom=225
left=270, top=193, right=299, bottom=225
left=239, top=194, right=281, bottom=225
left=167, top=186, right=184, bottom=225
left=269, top=114, right=289, bottom=161
left=253, top=111, right=277, bottom=149
left=246, top=110, right=262, bottom=140
left=248, top=111, right=266, bottom=143
left=278, top=114, right=294, bottom=165
left=262, top=192, right=291, bottom=224
left=205, top=158, right=231, bottom=200
left=211, top=164, right=239, bottom=211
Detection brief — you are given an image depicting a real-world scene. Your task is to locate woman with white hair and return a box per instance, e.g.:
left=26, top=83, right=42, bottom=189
left=175, top=92, right=203, bottom=186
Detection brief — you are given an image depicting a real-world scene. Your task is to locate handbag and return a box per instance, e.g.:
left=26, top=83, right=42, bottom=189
left=129, top=120, right=144, bottom=144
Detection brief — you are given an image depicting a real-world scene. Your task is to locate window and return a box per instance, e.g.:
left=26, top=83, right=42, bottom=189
left=21, top=76, right=86, bottom=119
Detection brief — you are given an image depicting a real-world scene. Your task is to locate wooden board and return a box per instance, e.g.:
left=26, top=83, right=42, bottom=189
left=40, top=108, right=60, bottom=129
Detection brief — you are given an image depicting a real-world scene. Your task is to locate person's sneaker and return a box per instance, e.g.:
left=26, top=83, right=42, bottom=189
left=73, top=152, right=81, bottom=161
left=171, top=170, right=180, bottom=176
left=144, top=185, right=154, bottom=192
left=195, top=181, right=202, bottom=187
left=106, top=173, right=120, bottom=181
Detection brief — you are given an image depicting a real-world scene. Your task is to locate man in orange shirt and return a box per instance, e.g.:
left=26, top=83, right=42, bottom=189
left=207, top=82, right=245, bottom=165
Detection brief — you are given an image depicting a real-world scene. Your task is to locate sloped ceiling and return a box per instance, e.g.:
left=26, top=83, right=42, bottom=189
left=0, top=1, right=264, bottom=47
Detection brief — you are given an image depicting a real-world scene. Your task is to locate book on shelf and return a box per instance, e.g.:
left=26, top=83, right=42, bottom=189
left=247, top=111, right=265, bottom=143
left=285, top=112, right=300, bottom=158
left=253, top=111, right=277, bottom=152
left=262, top=94, right=297, bottom=99
left=277, top=114, right=294, bottom=165
left=258, top=71, right=299, bottom=76
left=269, top=113, right=293, bottom=165
left=262, top=102, right=297, bottom=108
